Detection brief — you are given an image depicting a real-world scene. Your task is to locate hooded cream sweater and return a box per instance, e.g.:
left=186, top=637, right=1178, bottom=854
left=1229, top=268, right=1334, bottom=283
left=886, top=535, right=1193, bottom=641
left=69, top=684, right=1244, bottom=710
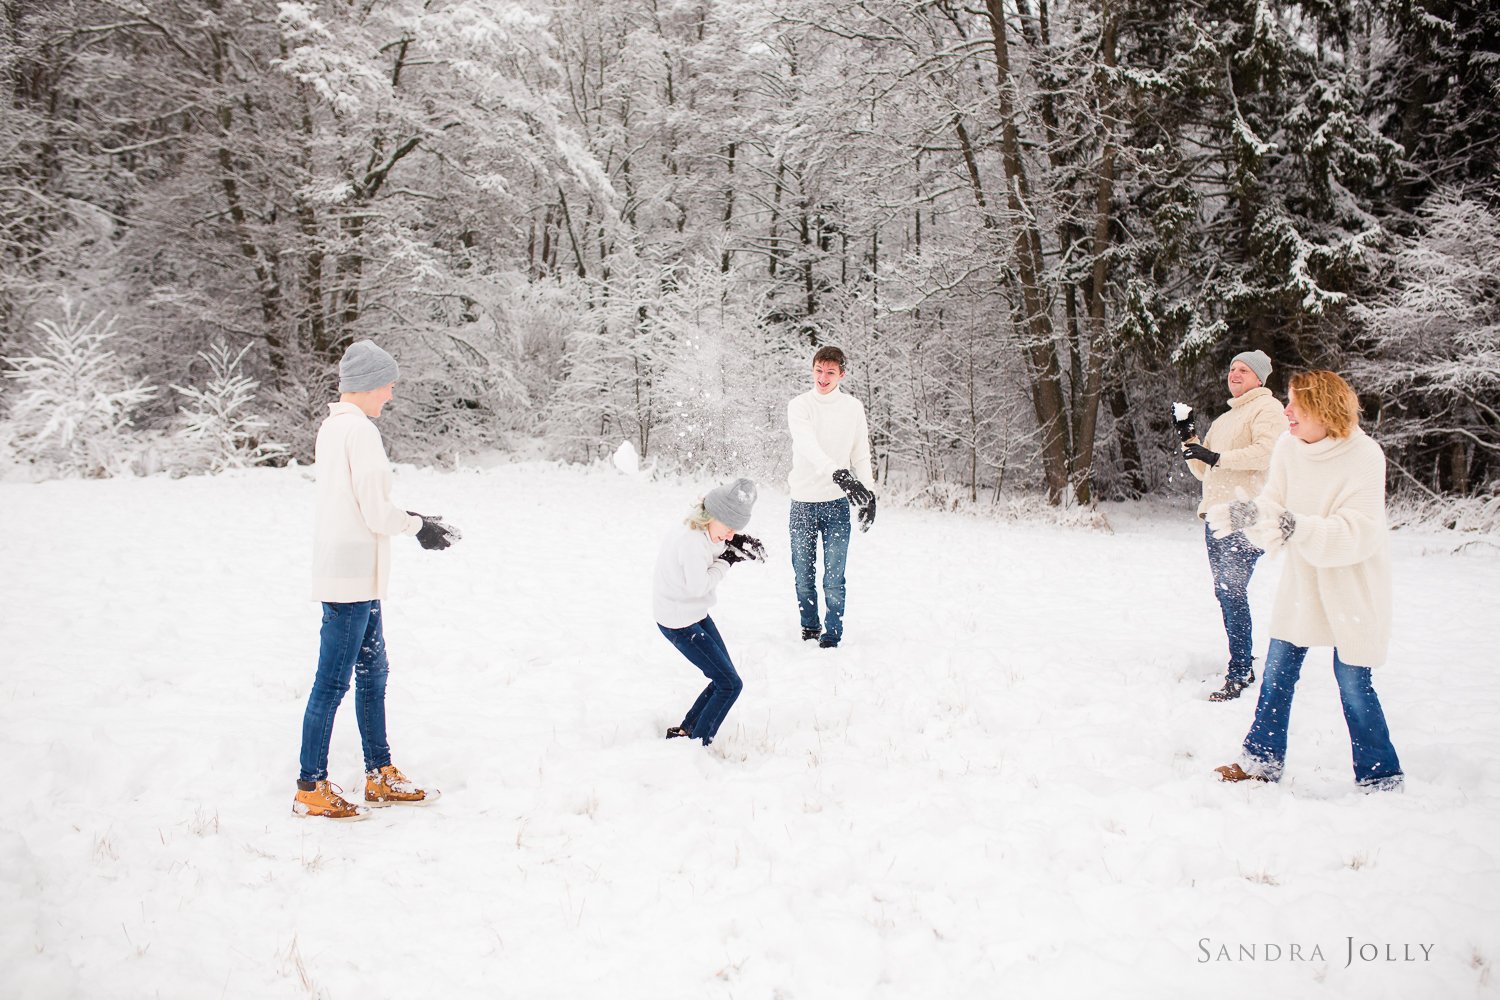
left=1187, top=386, right=1289, bottom=517
left=1260, top=429, right=1393, bottom=667
left=311, top=402, right=421, bottom=603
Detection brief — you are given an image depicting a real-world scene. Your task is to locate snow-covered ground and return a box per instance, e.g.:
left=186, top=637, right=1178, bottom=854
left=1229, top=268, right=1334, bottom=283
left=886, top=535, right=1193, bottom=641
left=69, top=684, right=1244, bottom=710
left=2, top=461, right=1496, bottom=999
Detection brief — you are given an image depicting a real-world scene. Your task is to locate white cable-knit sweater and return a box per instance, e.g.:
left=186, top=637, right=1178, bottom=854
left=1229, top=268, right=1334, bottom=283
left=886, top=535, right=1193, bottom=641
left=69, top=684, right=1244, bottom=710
left=786, top=388, right=874, bottom=502
left=311, top=402, right=421, bottom=603
left=1260, top=428, right=1393, bottom=667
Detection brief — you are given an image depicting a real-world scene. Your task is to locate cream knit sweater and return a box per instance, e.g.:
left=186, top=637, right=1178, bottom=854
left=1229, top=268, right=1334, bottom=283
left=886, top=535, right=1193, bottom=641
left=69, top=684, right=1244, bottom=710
left=311, top=402, right=421, bottom=603
left=786, top=388, right=874, bottom=503
left=1259, top=429, right=1393, bottom=667
left=1187, top=386, right=1289, bottom=517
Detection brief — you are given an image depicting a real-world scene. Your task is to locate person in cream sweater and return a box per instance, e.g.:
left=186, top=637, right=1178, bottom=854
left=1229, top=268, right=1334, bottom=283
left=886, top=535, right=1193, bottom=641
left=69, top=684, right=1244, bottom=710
left=1208, top=370, right=1403, bottom=792
left=654, top=479, right=765, bottom=746
left=294, top=340, right=460, bottom=821
left=1178, top=349, right=1289, bottom=701
left=786, top=346, right=876, bottom=650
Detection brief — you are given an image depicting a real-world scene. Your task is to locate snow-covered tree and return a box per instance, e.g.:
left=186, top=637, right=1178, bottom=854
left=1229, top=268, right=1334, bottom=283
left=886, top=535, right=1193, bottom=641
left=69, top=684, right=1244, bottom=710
left=171, top=342, right=288, bottom=473
left=1351, top=190, right=1500, bottom=495
left=2, top=305, right=156, bottom=477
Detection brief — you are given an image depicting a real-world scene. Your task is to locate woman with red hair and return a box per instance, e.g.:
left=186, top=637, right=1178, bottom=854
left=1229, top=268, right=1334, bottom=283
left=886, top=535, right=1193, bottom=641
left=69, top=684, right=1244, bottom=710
left=1208, top=370, right=1404, bottom=791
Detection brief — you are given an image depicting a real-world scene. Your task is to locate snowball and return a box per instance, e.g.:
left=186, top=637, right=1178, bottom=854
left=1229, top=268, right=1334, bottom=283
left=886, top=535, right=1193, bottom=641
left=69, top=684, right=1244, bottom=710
left=1173, top=402, right=1192, bottom=420
left=611, top=440, right=640, bottom=475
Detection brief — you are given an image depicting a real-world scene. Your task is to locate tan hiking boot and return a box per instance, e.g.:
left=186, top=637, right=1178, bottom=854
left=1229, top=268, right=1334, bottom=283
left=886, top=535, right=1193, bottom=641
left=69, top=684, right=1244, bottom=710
left=293, top=780, right=370, bottom=821
left=1214, top=762, right=1269, bottom=783
left=365, top=764, right=439, bottom=806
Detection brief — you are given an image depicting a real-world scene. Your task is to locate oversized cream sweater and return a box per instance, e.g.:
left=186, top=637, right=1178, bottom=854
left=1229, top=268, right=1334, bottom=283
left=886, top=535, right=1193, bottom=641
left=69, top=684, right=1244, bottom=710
left=311, top=402, right=421, bottom=603
left=1260, top=429, right=1392, bottom=667
left=1187, top=387, right=1289, bottom=517
left=786, top=388, right=874, bottom=503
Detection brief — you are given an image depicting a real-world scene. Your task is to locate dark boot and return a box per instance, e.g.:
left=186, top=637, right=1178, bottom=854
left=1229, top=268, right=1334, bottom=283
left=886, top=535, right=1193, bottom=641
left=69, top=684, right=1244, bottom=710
left=1208, top=677, right=1249, bottom=701
left=818, top=635, right=840, bottom=649
left=801, top=628, right=822, bottom=641
left=1209, top=662, right=1256, bottom=702
left=665, top=726, right=691, bottom=739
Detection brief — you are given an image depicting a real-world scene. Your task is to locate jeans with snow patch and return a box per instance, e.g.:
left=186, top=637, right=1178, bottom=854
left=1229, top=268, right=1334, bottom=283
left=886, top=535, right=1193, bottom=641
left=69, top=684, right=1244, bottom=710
left=1204, top=522, right=1262, bottom=681
left=659, top=616, right=742, bottom=745
left=298, top=600, right=393, bottom=782
left=1240, top=638, right=1403, bottom=786
left=790, top=498, right=851, bottom=641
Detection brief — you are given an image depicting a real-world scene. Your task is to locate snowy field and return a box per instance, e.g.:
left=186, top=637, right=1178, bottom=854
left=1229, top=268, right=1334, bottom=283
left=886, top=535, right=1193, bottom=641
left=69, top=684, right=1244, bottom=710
left=2, top=460, right=1497, bottom=999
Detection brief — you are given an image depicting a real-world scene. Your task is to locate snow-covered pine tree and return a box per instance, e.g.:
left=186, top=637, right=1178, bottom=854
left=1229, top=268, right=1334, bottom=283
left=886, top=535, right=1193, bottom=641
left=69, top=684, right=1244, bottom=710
left=2, top=305, right=156, bottom=477
left=171, top=342, right=288, bottom=473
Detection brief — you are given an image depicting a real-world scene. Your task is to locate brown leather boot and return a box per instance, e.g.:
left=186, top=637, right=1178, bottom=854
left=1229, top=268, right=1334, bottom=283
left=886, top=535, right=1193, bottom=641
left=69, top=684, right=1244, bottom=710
left=1214, top=763, right=1269, bottom=783
left=293, top=780, right=369, bottom=820
left=365, top=764, right=439, bottom=806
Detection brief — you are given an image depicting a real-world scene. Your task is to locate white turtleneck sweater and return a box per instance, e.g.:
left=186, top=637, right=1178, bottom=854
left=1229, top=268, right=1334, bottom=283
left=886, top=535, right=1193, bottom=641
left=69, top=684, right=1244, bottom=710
left=1261, top=428, right=1393, bottom=667
left=786, top=388, right=874, bottom=502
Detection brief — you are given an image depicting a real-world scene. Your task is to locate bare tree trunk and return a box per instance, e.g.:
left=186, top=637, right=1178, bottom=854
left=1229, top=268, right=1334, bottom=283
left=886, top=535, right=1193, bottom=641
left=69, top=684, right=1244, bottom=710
left=983, top=0, right=1070, bottom=503
left=1070, top=7, right=1118, bottom=505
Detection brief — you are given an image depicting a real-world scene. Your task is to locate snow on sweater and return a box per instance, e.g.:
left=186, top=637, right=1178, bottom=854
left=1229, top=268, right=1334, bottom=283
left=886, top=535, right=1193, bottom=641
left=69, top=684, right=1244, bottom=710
left=1262, top=428, right=1393, bottom=667
left=653, top=524, right=730, bottom=629
left=786, top=388, right=875, bottom=503
left=1187, top=386, right=1289, bottom=517
left=311, top=402, right=421, bottom=603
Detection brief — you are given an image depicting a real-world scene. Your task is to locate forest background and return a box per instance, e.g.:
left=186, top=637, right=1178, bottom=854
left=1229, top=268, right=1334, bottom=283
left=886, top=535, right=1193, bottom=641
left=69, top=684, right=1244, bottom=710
left=1, top=0, right=1495, bottom=514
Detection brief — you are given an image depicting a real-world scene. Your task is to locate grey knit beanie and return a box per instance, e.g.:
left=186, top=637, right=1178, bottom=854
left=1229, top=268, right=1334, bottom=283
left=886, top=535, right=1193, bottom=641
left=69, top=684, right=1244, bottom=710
left=1231, top=349, right=1272, bottom=386
left=339, top=340, right=400, bottom=392
left=704, top=478, right=758, bottom=531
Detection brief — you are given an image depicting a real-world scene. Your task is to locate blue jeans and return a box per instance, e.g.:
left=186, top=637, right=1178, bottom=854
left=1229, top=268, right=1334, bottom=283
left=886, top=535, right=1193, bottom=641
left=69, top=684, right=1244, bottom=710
left=1242, top=638, right=1404, bottom=786
left=1205, top=522, right=1262, bottom=681
left=790, top=499, right=851, bottom=640
left=298, top=600, right=393, bottom=782
left=659, top=616, right=742, bottom=745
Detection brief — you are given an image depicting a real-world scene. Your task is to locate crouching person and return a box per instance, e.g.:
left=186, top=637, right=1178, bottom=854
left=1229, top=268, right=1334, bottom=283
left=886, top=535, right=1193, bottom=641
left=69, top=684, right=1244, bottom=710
left=294, top=340, right=460, bottom=820
left=654, top=478, right=765, bottom=746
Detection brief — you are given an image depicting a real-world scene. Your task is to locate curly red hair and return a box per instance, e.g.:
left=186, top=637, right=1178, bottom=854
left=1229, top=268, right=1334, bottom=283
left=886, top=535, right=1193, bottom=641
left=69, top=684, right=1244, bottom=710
left=1288, top=370, right=1360, bottom=439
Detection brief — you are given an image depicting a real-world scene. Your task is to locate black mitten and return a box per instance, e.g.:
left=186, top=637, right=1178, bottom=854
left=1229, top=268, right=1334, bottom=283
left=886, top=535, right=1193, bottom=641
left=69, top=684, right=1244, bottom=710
left=724, top=533, right=767, bottom=563
left=1183, top=443, right=1220, bottom=467
left=856, top=493, right=876, bottom=532
left=407, top=511, right=460, bottom=551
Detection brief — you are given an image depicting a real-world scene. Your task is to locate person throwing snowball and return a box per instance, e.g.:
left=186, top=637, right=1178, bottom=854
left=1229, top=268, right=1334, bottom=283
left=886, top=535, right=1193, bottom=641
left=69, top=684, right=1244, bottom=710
left=294, top=340, right=460, bottom=820
left=1178, top=349, right=1288, bottom=701
left=786, top=346, right=876, bottom=649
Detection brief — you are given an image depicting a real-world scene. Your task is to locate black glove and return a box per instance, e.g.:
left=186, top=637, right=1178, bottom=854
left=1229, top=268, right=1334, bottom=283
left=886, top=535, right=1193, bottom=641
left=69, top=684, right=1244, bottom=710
left=832, top=469, right=877, bottom=532
left=407, top=511, right=460, bottom=551
left=724, top=533, right=767, bottom=563
left=1173, top=407, right=1197, bottom=444
left=1183, top=443, right=1220, bottom=467
left=718, top=545, right=746, bottom=565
